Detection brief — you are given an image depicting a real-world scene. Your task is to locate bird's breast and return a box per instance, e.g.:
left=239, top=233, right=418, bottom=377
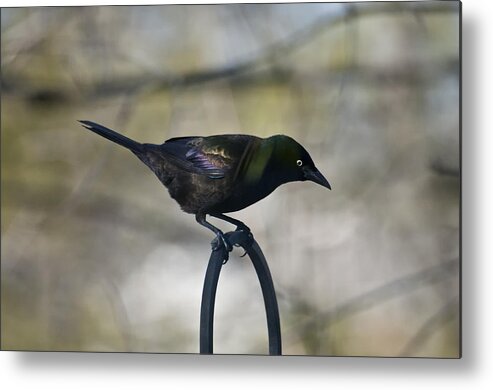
left=207, top=176, right=280, bottom=213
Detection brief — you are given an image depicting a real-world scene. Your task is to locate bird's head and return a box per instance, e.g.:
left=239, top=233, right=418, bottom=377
left=269, top=135, right=331, bottom=190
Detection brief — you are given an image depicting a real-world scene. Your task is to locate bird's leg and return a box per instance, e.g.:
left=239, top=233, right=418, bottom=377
left=195, top=214, right=233, bottom=258
left=210, top=213, right=251, bottom=233
left=211, top=213, right=253, bottom=257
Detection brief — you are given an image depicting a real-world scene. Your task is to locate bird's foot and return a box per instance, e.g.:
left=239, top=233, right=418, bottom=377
left=211, top=232, right=233, bottom=252
left=210, top=228, right=253, bottom=263
left=231, top=227, right=254, bottom=257
left=234, top=222, right=251, bottom=234
left=211, top=232, right=233, bottom=264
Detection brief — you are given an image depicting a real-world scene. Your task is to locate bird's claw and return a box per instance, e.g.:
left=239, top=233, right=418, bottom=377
left=232, top=227, right=253, bottom=257
left=211, top=227, right=253, bottom=263
left=211, top=233, right=233, bottom=252
left=211, top=232, right=233, bottom=263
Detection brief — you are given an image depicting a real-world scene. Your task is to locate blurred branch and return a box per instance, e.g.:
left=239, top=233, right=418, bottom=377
left=285, top=258, right=459, bottom=342
left=102, top=277, right=135, bottom=351
left=400, top=296, right=459, bottom=356
left=1, top=10, right=78, bottom=69
left=2, top=2, right=459, bottom=101
left=430, top=160, right=460, bottom=177
left=102, top=1, right=458, bottom=90
left=119, top=2, right=457, bottom=88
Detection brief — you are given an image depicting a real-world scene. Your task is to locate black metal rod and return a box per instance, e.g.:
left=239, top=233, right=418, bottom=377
left=199, top=230, right=282, bottom=355
left=246, top=240, right=282, bottom=356
left=199, top=246, right=226, bottom=354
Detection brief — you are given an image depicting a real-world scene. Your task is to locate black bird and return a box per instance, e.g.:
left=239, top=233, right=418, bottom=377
left=79, top=120, right=331, bottom=251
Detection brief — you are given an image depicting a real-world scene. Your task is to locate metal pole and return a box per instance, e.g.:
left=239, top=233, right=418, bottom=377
left=246, top=239, right=282, bottom=355
left=199, top=246, right=226, bottom=354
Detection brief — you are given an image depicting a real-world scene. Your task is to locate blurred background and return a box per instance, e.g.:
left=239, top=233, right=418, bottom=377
left=1, top=1, right=460, bottom=357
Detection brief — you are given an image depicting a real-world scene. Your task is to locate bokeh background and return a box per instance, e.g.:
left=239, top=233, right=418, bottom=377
left=1, top=2, right=460, bottom=357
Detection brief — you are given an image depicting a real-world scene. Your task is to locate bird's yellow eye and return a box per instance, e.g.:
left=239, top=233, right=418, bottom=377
left=296, top=160, right=303, bottom=167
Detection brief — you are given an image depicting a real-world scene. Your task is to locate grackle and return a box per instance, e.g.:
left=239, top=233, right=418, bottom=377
left=79, top=120, right=331, bottom=253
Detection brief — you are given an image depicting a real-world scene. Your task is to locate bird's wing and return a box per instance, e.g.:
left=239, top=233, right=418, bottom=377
left=159, top=136, right=234, bottom=179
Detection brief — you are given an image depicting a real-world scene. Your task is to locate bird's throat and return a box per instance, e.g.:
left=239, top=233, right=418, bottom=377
left=243, top=141, right=274, bottom=185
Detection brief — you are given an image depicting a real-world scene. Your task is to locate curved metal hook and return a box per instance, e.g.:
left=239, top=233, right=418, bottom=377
left=199, top=230, right=282, bottom=355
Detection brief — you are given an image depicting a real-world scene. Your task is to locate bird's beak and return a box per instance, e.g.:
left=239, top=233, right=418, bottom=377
left=304, top=167, right=331, bottom=190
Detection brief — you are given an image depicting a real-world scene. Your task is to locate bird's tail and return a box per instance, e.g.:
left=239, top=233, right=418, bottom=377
left=79, top=120, right=144, bottom=153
